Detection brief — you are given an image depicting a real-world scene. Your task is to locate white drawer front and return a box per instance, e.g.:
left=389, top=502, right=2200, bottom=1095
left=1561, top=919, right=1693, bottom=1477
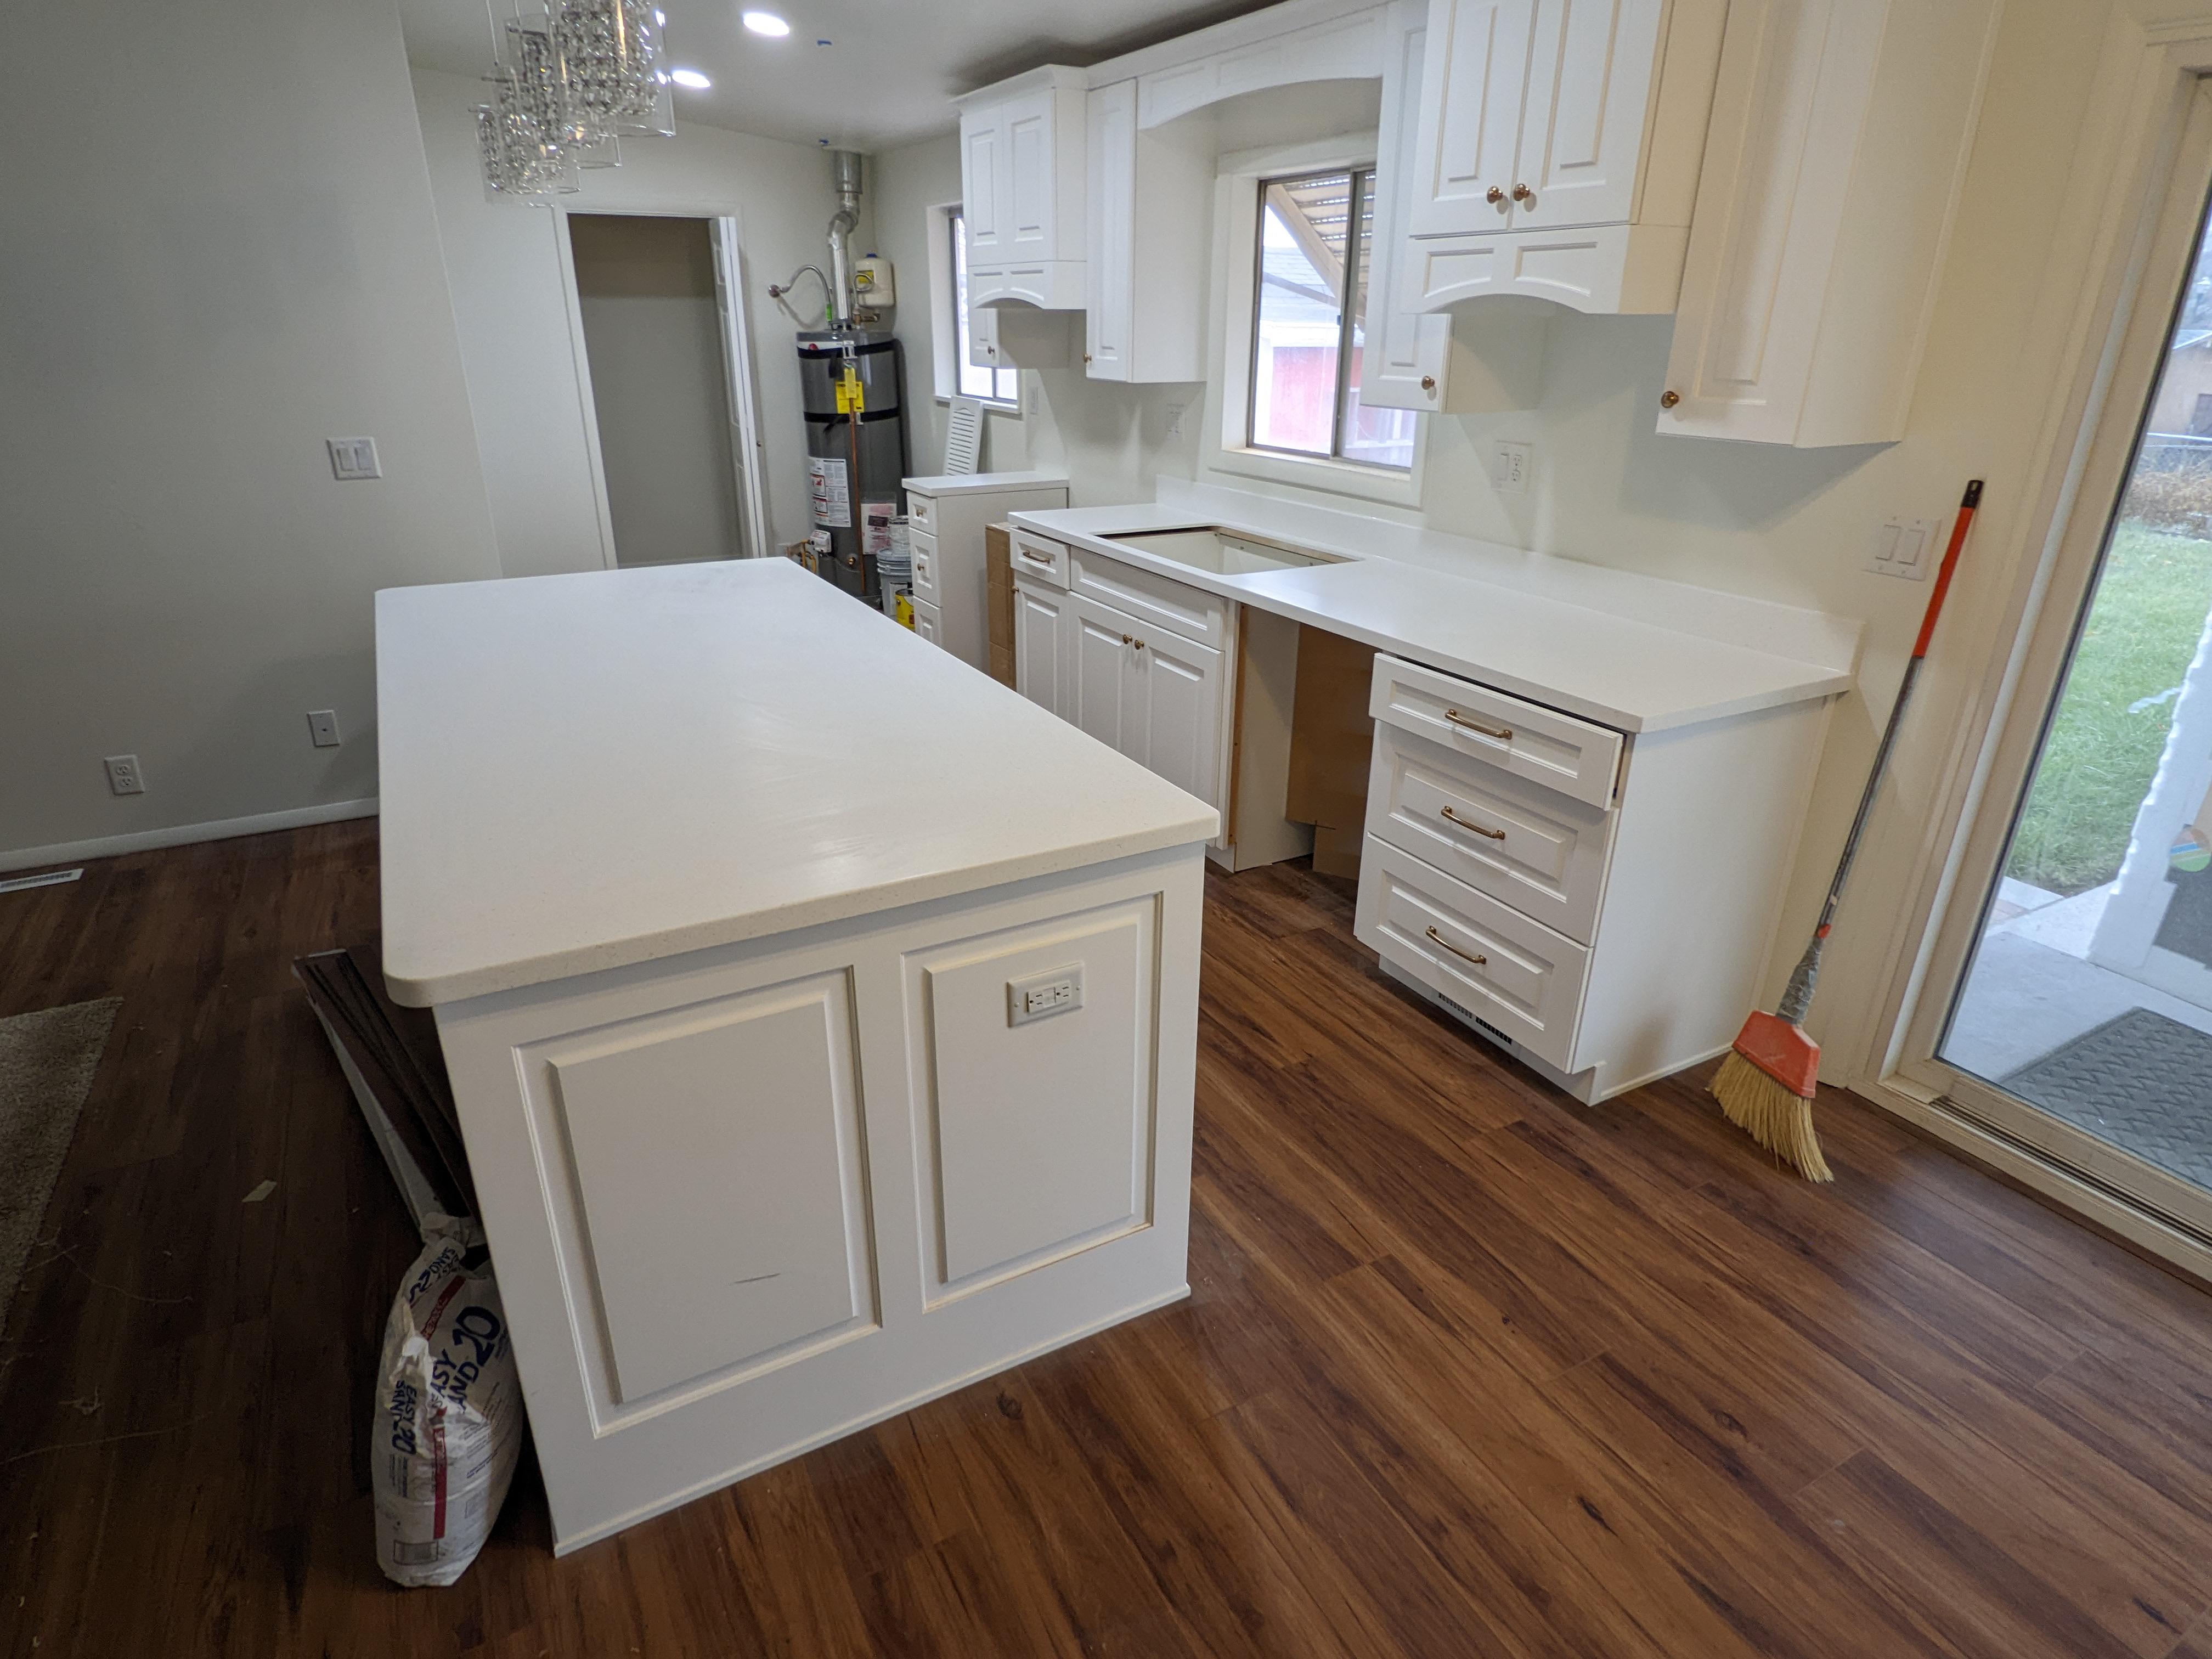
left=910, top=530, right=941, bottom=605
left=1367, top=724, right=1613, bottom=944
left=1355, top=839, right=1589, bottom=1072
left=910, top=594, right=943, bottom=647
left=1370, top=653, right=1623, bottom=810
left=907, top=492, right=936, bottom=535
left=1009, top=527, right=1070, bottom=589
left=1069, top=548, right=1230, bottom=650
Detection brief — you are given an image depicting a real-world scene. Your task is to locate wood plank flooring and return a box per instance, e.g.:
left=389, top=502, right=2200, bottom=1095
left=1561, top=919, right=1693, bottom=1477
left=3, top=822, right=2211, bottom=1658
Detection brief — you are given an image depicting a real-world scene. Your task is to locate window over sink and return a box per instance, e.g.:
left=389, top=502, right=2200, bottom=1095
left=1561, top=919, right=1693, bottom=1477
left=1246, top=167, right=1415, bottom=471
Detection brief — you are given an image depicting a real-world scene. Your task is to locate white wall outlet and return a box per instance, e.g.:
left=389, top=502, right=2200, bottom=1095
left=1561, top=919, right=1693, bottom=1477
left=1869, top=515, right=1938, bottom=580
left=1492, top=440, right=1532, bottom=495
left=104, top=754, right=145, bottom=796
left=308, top=709, right=342, bottom=748
left=1165, top=403, right=1187, bottom=437
left=326, top=437, right=381, bottom=481
left=1007, top=963, right=1084, bottom=1026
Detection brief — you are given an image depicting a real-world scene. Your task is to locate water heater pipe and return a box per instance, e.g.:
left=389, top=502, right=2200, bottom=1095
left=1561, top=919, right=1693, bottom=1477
left=826, top=150, right=863, bottom=328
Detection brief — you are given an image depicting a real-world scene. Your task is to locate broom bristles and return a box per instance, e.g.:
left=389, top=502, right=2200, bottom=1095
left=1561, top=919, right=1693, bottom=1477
left=1711, top=1049, right=1833, bottom=1182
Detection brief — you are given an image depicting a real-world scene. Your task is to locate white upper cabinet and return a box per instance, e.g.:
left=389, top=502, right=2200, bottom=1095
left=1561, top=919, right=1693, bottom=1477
left=1658, top=0, right=2001, bottom=447
left=1400, top=0, right=1725, bottom=314
left=1084, top=80, right=1211, bottom=383
left=1362, top=0, right=1545, bottom=413
left=956, top=67, right=1088, bottom=311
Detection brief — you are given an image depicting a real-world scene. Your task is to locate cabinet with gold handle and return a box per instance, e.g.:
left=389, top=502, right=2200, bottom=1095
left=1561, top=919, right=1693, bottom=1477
left=1444, top=708, right=1512, bottom=741
left=1440, top=805, right=1506, bottom=840
left=1425, top=926, right=1487, bottom=968
left=1019, top=546, right=1054, bottom=566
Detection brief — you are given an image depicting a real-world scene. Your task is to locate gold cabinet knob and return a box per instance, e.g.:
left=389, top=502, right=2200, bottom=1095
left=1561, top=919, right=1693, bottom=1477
left=1420, top=375, right=1436, bottom=393
left=1659, top=388, right=1680, bottom=409
left=1485, top=185, right=1505, bottom=204
left=1082, top=353, right=1093, bottom=364
left=1511, top=183, right=1533, bottom=202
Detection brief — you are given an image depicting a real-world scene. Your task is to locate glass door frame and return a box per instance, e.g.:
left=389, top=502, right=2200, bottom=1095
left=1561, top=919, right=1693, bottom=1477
left=1889, top=74, right=2212, bottom=1251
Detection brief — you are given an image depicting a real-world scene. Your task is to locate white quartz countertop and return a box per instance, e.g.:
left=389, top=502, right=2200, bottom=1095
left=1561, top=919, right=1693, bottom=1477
left=376, top=560, right=1217, bottom=1007
left=1007, top=495, right=1858, bottom=733
left=902, top=469, right=1070, bottom=496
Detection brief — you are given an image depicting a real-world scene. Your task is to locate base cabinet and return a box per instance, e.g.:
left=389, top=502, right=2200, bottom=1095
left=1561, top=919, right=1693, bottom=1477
left=1013, top=573, right=1074, bottom=718
left=435, top=845, right=1206, bottom=1552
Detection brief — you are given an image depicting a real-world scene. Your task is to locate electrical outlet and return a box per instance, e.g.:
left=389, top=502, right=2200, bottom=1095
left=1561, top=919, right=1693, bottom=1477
left=104, top=754, right=144, bottom=796
left=326, top=437, right=381, bottom=481
left=308, top=709, right=342, bottom=748
left=1492, top=440, right=1532, bottom=495
left=1165, top=403, right=1187, bottom=437
left=1007, top=964, right=1085, bottom=1026
left=1868, top=515, right=1937, bottom=580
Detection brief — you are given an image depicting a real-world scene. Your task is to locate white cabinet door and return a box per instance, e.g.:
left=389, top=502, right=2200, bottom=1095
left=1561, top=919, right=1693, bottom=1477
left=1085, top=80, right=1136, bottom=381
left=1002, top=89, right=1059, bottom=258
left=1407, top=0, right=1538, bottom=238
left=1509, top=0, right=1665, bottom=230
left=1013, top=576, right=1071, bottom=718
left=911, top=596, right=943, bottom=648
left=962, top=110, right=1005, bottom=259
left=1131, top=626, right=1226, bottom=812
left=1066, top=592, right=1137, bottom=752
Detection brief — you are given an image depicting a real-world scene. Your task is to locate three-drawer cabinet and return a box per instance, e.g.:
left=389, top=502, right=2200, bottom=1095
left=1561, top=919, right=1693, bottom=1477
left=1353, top=652, right=1825, bottom=1102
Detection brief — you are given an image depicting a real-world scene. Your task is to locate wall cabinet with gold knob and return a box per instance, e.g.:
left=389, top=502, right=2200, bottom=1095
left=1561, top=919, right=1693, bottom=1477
left=1359, top=0, right=1546, bottom=414
left=1398, top=0, right=1726, bottom=315
left=1082, top=77, right=1211, bottom=383
left=1658, top=0, right=2001, bottom=446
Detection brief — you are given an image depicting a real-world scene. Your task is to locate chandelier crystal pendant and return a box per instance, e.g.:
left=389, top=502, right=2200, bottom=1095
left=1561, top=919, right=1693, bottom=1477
left=473, top=0, right=675, bottom=204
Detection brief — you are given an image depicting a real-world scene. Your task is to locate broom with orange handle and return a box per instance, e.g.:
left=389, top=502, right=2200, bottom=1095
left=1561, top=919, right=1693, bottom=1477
left=1711, top=478, right=1985, bottom=1181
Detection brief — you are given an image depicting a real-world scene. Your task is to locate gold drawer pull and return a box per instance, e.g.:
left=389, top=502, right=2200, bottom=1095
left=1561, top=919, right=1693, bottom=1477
left=1425, top=926, right=1487, bottom=968
left=1444, top=708, right=1511, bottom=741
left=1019, top=546, right=1054, bottom=565
left=1441, top=805, right=1505, bottom=840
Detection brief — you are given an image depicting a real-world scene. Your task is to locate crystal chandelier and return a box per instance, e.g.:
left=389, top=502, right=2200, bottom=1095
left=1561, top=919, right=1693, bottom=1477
left=475, top=0, right=678, bottom=203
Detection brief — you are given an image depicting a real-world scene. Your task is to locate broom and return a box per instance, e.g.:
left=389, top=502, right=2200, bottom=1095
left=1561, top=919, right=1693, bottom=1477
left=1712, top=478, right=1985, bottom=1181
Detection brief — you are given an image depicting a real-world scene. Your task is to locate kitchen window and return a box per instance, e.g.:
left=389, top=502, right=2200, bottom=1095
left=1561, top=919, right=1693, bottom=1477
left=1246, top=167, right=1415, bottom=471
left=949, top=209, right=1018, bottom=405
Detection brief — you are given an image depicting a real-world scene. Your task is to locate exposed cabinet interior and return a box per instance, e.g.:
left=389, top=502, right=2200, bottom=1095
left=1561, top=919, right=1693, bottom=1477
left=1658, top=0, right=2002, bottom=445
left=1401, top=0, right=1726, bottom=314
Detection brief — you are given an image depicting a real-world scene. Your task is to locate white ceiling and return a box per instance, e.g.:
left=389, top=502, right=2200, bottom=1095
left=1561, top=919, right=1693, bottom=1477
left=398, top=0, right=1282, bottom=152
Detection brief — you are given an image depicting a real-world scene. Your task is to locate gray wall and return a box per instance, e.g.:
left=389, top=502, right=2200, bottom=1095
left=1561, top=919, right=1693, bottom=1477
left=0, top=0, right=500, bottom=865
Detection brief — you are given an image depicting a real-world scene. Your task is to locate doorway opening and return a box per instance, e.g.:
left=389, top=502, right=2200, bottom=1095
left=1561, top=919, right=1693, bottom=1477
left=568, top=213, right=764, bottom=567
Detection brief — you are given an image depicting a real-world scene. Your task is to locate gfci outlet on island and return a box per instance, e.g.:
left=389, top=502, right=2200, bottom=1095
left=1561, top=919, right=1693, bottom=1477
left=1007, top=964, right=1084, bottom=1026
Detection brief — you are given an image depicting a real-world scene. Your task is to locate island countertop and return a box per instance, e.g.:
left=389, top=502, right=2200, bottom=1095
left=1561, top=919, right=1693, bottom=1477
left=376, top=560, right=1218, bottom=1007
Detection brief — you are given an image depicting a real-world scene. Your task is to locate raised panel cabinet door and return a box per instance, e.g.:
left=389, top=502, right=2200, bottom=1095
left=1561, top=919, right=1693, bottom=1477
left=1407, top=0, right=1538, bottom=238
left=1003, top=90, right=1058, bottom=256
left=532, top=972, right=876, bottom=1407
left=1068, top=592, right=1137, bottom=755
left=1085, top=80, right=1136, bottom=380
left=1133, top=627, right=1225, bottom=810
left=962, top=111, right=1005, bottom=257
left=905, top=898, right=1156, bottom=1295
left=1510, top=0, right=1666, bottom=230
left=1013, top=577, right=1070, bottom=718
left=1363, top=0, right=1452, bottom=410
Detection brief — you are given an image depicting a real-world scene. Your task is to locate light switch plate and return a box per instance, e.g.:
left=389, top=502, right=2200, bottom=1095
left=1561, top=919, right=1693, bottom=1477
left=1869, top=515, right=1938, bottom=580
left=1007, top=963, right=1084, bottom=1026
left=327, top=437, right=381, bottom=481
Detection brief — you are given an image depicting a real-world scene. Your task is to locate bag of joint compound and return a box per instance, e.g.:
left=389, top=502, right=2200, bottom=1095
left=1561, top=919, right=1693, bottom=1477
left=374, top=1215, right=522, bottom=1587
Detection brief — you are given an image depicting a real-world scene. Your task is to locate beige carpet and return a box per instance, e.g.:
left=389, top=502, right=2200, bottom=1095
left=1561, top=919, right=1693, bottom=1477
left=0, top=998, right=121, bottom=1333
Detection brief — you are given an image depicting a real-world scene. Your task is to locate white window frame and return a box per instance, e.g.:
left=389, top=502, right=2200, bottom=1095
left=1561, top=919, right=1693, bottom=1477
left=924, top=200, right=1018, bottom=410
left=1205, top=136, right=1426, bottom=510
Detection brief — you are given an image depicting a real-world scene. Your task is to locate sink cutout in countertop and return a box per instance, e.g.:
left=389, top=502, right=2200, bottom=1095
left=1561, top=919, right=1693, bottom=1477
left=1102, top=526, right=1355, bottom=577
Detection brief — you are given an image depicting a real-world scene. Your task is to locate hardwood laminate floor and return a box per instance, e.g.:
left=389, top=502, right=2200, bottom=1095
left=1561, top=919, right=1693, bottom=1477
left=3, top=822, right=2211, bottom=1658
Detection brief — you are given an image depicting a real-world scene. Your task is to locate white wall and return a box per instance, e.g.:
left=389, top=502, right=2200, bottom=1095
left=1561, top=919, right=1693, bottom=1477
left=0, top=0, right=499, bottom=866
left=412, top=70, right=873, bottom=572
left=871, top=0, right=2172, bottom=1054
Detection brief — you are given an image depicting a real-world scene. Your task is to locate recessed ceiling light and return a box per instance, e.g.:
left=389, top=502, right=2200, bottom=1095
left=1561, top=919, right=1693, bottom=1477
left=669, top=66, right=712, bottom=88
left=742, top=10, right=791, bottom=36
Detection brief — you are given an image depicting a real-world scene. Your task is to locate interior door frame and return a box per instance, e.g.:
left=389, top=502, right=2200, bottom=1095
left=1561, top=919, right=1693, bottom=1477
left=554, top=205, right=773, bottom=566
left=1852, top=17, right=2212, bottom=1278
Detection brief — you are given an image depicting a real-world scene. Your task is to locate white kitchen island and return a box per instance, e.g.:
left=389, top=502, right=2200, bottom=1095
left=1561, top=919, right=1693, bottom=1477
left=375, top=558, right=1216, bottom=1553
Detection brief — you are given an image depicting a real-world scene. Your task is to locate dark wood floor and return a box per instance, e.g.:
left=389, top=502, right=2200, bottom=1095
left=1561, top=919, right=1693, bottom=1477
left=4, top=823, right=2212, bottom=1658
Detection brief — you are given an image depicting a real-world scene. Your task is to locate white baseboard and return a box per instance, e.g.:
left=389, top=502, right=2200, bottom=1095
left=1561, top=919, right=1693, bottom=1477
left=0, top=798, right=379, bottom=874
